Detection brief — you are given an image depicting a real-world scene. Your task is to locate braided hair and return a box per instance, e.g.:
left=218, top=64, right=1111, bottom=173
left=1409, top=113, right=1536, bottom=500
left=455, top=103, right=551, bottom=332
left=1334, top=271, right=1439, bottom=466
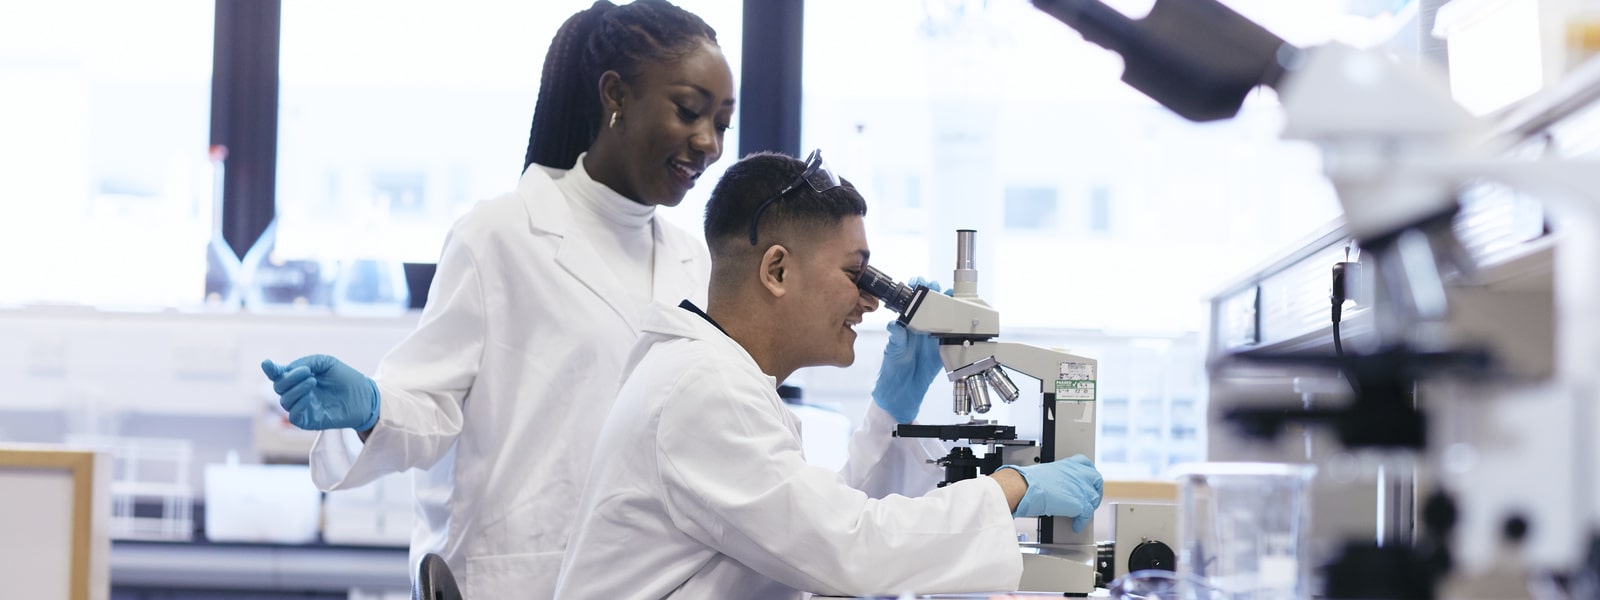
left=524, top=0, right=719, bottom=171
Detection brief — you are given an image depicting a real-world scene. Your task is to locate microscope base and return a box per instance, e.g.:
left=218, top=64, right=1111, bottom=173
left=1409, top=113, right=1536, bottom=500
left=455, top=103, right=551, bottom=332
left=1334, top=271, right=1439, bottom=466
left=1017, top=543, right=1099, bottom=595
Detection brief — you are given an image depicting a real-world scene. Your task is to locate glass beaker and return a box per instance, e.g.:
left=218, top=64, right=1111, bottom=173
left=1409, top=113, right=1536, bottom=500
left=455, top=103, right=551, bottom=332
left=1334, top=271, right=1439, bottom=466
left=1173, top=462, right=1316, bottom=600
left=331, top=258, right=410, bottom=317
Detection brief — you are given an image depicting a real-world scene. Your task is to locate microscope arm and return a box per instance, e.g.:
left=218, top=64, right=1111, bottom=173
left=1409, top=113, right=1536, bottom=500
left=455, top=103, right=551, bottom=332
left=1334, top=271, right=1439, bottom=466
left=1031, top=0, right=1290, bottom=122
left=939, top=341, right=1089, bottom=386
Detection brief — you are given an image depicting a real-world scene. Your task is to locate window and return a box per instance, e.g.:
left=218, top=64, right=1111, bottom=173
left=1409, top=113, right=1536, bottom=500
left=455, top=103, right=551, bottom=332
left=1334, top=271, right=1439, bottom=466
left=1003, top=186, right=1058, bottom=231
left=803, top=0, right=1342, bottom=333
left=273, top=1, right=743, bottom=265
left=1088, top=185, right=1112, bottom=233
left=0, top=1, right=214, bottom=308
left=799, top=0, right=1393, bottom=478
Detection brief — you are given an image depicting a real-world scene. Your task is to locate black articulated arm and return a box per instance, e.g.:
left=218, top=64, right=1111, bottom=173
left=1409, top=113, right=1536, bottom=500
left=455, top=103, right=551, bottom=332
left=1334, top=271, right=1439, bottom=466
left=1032, top=0, right=1296, bottom=122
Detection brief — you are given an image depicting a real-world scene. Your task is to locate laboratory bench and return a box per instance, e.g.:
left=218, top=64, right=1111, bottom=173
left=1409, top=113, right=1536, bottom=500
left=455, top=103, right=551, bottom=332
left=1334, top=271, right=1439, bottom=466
left=110, top=538, right=409, bottom=598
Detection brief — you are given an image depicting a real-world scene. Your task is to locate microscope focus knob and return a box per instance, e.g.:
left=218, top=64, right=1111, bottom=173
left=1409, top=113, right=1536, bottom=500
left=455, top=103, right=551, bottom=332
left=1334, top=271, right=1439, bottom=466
left=1128, top=540, right=1176, bottom=573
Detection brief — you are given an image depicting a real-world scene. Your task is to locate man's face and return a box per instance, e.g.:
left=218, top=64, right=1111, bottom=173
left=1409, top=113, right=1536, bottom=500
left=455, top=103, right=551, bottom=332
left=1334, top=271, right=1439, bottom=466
left=782, top=215, right=880, bottom=368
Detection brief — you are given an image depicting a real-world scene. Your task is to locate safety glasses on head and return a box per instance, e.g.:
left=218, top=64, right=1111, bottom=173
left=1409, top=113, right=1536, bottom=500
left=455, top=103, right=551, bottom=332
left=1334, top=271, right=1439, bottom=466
left=747, top=149, right=842, bottom=245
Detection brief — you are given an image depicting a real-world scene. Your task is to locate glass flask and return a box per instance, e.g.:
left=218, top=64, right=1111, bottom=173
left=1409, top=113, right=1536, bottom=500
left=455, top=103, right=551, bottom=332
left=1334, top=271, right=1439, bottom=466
left=202, top=145, right=243, bottom=310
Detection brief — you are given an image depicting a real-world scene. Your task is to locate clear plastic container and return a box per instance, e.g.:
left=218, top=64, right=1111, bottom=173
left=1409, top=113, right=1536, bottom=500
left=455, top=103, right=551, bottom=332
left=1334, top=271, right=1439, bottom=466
left=1172, top=462, right=1316, bottom=600
left=331, top=258, right=409, bottom=317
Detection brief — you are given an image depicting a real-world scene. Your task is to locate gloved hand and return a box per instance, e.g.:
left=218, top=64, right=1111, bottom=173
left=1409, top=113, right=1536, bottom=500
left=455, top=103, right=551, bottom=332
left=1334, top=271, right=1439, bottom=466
left=870, top=278, right=944, bottom=424
left=260, top=354, right=381, bottom=432
left=999, top=454, right=1104, bottom=532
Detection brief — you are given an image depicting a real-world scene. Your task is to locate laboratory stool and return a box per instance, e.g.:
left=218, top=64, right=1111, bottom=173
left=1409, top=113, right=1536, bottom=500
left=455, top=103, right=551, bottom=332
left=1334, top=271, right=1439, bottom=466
left=413, top=553, right=463, bottom=600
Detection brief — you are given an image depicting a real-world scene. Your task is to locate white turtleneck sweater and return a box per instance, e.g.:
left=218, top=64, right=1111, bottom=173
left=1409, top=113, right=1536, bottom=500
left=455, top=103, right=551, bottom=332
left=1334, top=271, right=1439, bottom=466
left=553, top=153, right=657, bottom=311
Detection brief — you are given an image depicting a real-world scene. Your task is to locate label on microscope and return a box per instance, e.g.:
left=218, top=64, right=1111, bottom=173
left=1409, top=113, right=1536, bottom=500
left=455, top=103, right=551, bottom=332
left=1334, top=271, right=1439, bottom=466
left=1056, top=362, right=1096, bottom=401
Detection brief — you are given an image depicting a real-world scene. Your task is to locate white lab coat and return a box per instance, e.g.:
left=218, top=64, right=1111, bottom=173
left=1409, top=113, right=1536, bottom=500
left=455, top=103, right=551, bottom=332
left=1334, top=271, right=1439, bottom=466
left=307, top=164, right=711, bottom=599
left=553, top=303, right=1025, bottom=599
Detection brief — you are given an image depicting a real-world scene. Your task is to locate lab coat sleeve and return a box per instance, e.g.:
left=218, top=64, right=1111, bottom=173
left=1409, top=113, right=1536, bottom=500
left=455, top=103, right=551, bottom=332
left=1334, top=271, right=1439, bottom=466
left=309, top=229, right=485, bottom=491
left=656, top=365, right=1023, bottom=596
left=839, top=402, right=947, bottom=499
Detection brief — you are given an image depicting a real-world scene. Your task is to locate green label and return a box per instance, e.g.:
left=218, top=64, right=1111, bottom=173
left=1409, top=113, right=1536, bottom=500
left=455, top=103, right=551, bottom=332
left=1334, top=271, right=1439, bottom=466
left=1055, top=379, right=1096, bottom=401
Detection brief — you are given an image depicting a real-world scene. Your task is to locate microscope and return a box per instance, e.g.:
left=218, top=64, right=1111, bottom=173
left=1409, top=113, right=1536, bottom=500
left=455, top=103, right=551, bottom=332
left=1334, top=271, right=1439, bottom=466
left=858, top=229, right=1103, bottom=594
left=1031, top=0, right=1600, bottom=596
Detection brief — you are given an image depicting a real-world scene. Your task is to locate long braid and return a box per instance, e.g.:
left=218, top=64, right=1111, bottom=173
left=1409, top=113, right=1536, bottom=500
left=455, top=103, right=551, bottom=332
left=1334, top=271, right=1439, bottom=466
left=525, top=1, right=614, bottom=171
left=524, top=0, right=719, bottom=171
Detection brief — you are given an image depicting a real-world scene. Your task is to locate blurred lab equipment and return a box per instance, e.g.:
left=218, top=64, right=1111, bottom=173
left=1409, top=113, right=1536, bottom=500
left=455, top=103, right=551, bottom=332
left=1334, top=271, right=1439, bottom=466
left=1108, top=502, right=1179, bottom=586
left=202, top=145, right=243, bottom=310
left=65, top=435, right=194, bottom=541
left=333, top=258, right=411, bottom=317
left=860, top=230, right=1101, bottom=594
left=240, top=219, right=339, bottom=312
left=1174, top=462, right=1316, bottom=600
left=1108, top=569, right=1214, bottom=600
left=1033, top=0, right=1600, bottom=596
left=203, top=455, right=320, bottom=544
left=330, top=187, right=412, bottom=317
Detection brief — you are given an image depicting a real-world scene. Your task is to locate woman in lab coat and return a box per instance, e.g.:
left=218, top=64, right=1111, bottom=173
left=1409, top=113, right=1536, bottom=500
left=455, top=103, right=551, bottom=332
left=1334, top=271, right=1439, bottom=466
left=554, top=152, right=1105, bottom=599
left=258, top=1, right=734, bottom=597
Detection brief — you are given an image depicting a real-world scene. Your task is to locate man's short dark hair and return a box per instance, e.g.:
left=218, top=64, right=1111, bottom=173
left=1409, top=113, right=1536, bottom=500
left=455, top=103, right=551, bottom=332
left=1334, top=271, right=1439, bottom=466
left=703, top=152, right=867, bottom=256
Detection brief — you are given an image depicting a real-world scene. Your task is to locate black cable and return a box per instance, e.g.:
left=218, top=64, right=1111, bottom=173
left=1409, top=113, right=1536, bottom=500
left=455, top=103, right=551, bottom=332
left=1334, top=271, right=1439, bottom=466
left=1332, top=262, right=1348, bottom=358
left=1332, top=261, right=1360, bottom=396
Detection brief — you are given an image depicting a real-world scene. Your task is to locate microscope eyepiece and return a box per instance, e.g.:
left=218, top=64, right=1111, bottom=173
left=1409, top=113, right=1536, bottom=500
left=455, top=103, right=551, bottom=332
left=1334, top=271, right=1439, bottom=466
left=857, top=265, right=918, bottom=314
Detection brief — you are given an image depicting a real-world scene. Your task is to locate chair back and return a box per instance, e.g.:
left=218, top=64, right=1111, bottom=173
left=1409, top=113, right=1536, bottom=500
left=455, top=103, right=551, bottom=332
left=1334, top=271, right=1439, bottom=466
left=412, top=553, right=463, bottom=600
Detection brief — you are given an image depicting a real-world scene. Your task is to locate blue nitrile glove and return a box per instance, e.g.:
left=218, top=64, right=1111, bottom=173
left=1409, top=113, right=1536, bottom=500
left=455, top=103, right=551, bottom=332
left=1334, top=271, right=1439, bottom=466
left=260, top=354, right=381, bottom=432
left=870, top=278, right=945, bottom=424
left=998, top=454, right=1104, bottom=532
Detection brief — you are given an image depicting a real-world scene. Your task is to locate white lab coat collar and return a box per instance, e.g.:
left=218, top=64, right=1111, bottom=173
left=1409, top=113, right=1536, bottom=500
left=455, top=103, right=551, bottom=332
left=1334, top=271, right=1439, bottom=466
left=627, top=301, right=778, bottom=390
left=515, top=164, right=703, bottom=331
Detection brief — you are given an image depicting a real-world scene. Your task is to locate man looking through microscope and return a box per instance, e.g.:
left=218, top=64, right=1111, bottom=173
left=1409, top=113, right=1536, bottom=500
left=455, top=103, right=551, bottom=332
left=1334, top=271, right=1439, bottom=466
left=555, top=151, right=1103, bottom=599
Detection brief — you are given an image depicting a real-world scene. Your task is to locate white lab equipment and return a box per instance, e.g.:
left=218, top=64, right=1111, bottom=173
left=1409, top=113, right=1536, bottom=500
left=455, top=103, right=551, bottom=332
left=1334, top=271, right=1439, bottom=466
left=859, top=230, right=1101, bottom=594
left=65, top=435, right=194, bottom=541
left=203, top=457, right=320, bottom=544
left=1108, top=502, right=1178, bottom=584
